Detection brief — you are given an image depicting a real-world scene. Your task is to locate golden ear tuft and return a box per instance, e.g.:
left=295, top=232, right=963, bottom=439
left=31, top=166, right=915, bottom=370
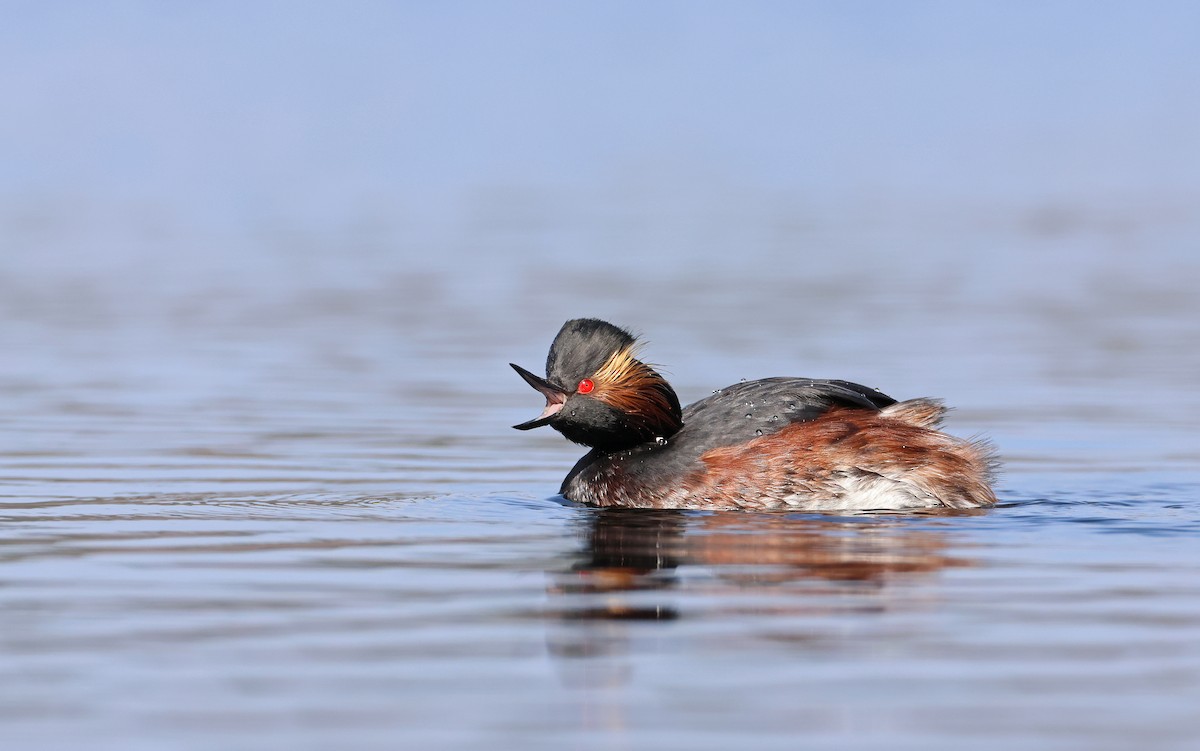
left=589, top=345, right=681, bottom=433
left=591, top=345, right=643, bottom=388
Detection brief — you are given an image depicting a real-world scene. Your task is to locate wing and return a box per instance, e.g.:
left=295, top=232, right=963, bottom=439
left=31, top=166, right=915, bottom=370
left=681, top=377, right=895, bottom=433
left=623, top=377, right=897, bottom=479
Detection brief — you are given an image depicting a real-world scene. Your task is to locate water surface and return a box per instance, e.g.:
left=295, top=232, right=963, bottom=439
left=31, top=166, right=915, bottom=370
left=2, top=207, right=1198, bottom=751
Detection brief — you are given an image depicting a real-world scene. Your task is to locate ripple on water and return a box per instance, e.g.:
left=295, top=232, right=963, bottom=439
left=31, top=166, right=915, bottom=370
left=2, top=220, right=1199, bottom=748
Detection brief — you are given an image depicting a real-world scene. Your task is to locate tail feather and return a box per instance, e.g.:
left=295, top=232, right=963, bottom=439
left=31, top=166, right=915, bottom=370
left=881, top=399, right=1000, bottom=509
left=881, top=398, right=946, bottom=429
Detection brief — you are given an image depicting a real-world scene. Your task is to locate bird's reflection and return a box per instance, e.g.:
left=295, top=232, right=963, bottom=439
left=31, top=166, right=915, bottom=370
left=546, top=507, right=977, bottom=670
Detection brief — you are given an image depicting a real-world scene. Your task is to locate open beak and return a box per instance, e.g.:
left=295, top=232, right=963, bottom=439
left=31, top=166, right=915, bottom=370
left=510, top=363, right=568, bottom=430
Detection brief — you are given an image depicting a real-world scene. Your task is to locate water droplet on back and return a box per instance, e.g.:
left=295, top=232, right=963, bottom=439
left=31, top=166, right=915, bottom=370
left=655, top=436, right=667, bottom=446
left=755, top=429, right=763, bottom=436
left=745, top=413, right=752, bottom=419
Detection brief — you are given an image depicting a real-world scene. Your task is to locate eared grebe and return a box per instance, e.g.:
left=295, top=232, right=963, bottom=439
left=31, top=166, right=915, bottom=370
left=512, top=319, right=997, bottom=511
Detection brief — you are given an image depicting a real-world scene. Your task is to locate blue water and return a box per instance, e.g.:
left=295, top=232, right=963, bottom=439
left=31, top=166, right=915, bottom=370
left=3, top=4, right=1200, bottom=750
left=3, top=221, right=1197, bottom=749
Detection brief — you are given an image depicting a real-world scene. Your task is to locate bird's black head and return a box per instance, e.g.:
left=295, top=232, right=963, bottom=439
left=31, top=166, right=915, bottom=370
left=511, top=319, right=683, bottom=452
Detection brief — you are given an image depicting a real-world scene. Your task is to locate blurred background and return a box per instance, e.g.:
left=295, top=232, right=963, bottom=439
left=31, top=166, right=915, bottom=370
left=3, top=1, right=1197, bottom=490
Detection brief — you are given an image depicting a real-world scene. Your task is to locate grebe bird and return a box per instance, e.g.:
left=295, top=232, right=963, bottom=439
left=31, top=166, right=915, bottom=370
left=511, top=319, right=997, bottom=511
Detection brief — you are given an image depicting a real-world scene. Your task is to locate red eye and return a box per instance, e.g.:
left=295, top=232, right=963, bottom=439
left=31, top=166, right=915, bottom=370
left=577, top=378, right=595, bottom=394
